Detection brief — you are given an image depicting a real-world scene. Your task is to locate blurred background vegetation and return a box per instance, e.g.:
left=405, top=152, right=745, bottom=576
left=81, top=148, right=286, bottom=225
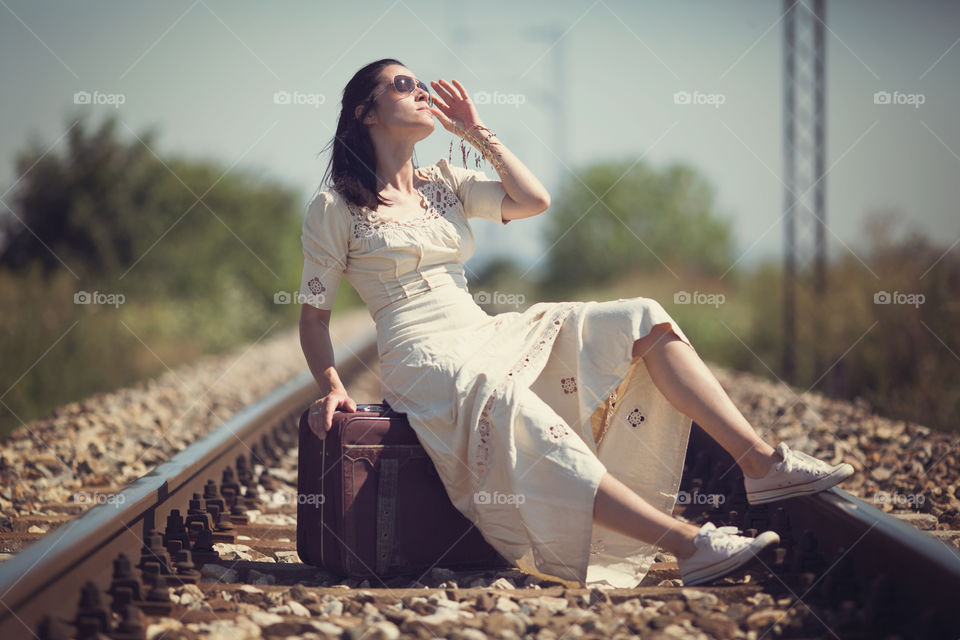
left=474, top=159, right=960, bottom=435
left=0, top=114, right=311, bottom=439
left=2, top=115, right=957, bottom=439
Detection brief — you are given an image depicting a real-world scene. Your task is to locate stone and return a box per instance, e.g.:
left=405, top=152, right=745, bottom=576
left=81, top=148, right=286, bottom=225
left=322, top=599, right=344, bottom=616
left=662, top=600, right=686, bottom=615
left=234, top=584, right=266, bottom=605
left=475, top=592, right=496, bottom=612
left=527, top=595, right=568, bottom=615
left=206, top=598, right=232, bottom=612
left=657, top=579, right=683, bottom=587
left=247, top=610, right=285, bottom=627
left=650, top=615, right=683, bottom=630
left=489, top=577, right=516, bottom=590
left=401, top=608, right=460, bottom=636
left=746, top=593, right=774, bottom=608
left=745, top=608, right=788, bottom=630
left=494, top=596, right=520, bottom=613
left=275, top=550, right=300, bottom=563
left=287, top=584, right=316, bottom=604
left=694, top=612, right=739, bottom=637
left=213, top=543, right=262, bottom=561
left=248, top=569, right=276, bottom=585
left=871, top=467, right=894, bottom=481
left=201, top=564, right=239, bottom=582
left=613, top=599, right=643, bottom=616
left=309, top=620, right=345, bottom=636
left=681, top=589, right=718, bottom=607
left=146, top=618, right=184, bottom=639
left=661, top=622, right=694, bottom=638
left=425, top=566, right=457, bottom=585
left=563, top=609, right=594, bottom=622
left=362, top=620, right=400, bottom=640
left=404, top=596, right=435, bottom=615
left=266, top=604, right=292, bottom=615
left=483, top=612, right=525, bottom=636
left=723, top=603, right=749, bottom=623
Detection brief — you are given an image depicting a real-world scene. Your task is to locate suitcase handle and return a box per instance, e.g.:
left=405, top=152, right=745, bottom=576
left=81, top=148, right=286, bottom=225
left=354, top=404, right=384, bottom=413
left=352, top=399, right=405, bottom=417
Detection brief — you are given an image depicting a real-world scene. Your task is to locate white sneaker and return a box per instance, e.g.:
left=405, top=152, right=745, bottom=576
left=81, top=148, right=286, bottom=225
left=678, top=522, right=780, bottom=586
left=745, top=442, right=855, bottom=505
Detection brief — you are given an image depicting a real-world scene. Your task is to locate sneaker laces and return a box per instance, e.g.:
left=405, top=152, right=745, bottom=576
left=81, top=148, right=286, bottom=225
left=695, top=522, right=746, bottom=554
left=775, top=443, right=829, bottom=476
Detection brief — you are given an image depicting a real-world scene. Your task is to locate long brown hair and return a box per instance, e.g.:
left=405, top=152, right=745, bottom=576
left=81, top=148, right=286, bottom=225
left=318, top=58, right=423, bottom=211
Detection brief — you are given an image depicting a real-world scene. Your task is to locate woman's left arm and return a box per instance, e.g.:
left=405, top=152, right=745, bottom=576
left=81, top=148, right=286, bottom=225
left=463, top=122, right=550, bottom=222
left=429, top=79, right=551, bottom=222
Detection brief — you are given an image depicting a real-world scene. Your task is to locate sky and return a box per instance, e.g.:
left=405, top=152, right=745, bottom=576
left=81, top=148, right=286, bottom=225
left=1, top=0, right=958, bottom=281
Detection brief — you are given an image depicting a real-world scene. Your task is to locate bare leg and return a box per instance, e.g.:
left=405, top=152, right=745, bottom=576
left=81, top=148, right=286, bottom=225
left=593, top=471, right=699, bottom=559
left=632, top=323, right=777, bottom=478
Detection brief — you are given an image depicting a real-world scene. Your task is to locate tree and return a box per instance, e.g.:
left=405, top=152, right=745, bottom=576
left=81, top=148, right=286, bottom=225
left=0, top=113, right=303, bottom=302
left=541, top=159, right=735, bottom=291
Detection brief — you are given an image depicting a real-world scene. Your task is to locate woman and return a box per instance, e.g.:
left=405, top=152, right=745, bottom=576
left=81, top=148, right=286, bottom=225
left=298, top=58, right=854, bottom=588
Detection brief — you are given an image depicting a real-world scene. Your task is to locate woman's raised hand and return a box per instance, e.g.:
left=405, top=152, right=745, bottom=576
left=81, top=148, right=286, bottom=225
left=428, top=79, right=484, bottom=137
left=307, top=389, right=357, bottom=440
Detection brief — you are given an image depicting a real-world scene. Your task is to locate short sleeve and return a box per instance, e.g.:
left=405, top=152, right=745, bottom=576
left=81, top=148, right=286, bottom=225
left=435, top=157, right=509, bottom=226
left=298, top=191, right=350, bottom=310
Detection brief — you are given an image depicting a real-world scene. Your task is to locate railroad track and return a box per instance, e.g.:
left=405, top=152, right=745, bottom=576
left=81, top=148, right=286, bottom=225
left=1, top=325, right=958, bottom=640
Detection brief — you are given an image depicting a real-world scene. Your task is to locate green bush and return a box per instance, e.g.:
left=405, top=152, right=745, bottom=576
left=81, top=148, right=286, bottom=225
left=540, top=159, right=735, bottom=295
left=0, top=113, right=332, bottom=439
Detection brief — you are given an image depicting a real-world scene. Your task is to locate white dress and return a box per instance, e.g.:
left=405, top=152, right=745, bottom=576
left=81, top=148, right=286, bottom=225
left=299, top=157, right=696, bottom=588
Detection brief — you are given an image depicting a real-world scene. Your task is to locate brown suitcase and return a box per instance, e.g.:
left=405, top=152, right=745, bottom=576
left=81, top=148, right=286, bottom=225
left=296, top=400, right=510, bottom=579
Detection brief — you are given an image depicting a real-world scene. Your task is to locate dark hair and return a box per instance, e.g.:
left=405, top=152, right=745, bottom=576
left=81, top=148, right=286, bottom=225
left=318, top=58, right=422, bottom=211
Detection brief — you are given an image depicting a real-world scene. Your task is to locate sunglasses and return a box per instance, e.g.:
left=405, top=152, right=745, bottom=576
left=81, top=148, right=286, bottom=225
left=373, top=74, right=433, bottom=107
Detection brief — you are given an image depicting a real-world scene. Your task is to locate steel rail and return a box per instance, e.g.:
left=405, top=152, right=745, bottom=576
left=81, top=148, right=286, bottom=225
left=779, top=487, right=960, bottom=627
left=684, top=423, right=960, bottom=635
left=3, top=327, right=959, bottom=636
left=0, top=324, right=378, bottom=639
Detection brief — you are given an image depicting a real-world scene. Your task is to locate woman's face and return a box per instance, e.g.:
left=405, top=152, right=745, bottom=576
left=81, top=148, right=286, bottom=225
left=360, top=64, right=435, bottom=136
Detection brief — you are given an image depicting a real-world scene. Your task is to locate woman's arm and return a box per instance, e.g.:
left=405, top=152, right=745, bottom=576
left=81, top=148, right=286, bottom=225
left=429, top=79, right=551, bottom=222
left=463, top=122, right=550, bottom=222
left=299, top=304, right=356, bottom=437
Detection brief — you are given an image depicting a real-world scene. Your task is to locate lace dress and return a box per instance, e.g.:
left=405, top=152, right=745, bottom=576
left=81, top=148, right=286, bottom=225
left=299, top=157, right=695, bottom=588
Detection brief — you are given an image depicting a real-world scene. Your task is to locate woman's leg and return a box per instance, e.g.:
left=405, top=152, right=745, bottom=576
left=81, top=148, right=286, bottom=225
left=632, top=323, right=777, bottom=479
left=593, top=471, right=699, bottom=558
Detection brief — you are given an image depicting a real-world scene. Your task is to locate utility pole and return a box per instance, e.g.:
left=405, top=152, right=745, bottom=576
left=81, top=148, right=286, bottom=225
left=523, top=25, right=570, bottom=179
left=782, top=0, right=828, bottom=385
